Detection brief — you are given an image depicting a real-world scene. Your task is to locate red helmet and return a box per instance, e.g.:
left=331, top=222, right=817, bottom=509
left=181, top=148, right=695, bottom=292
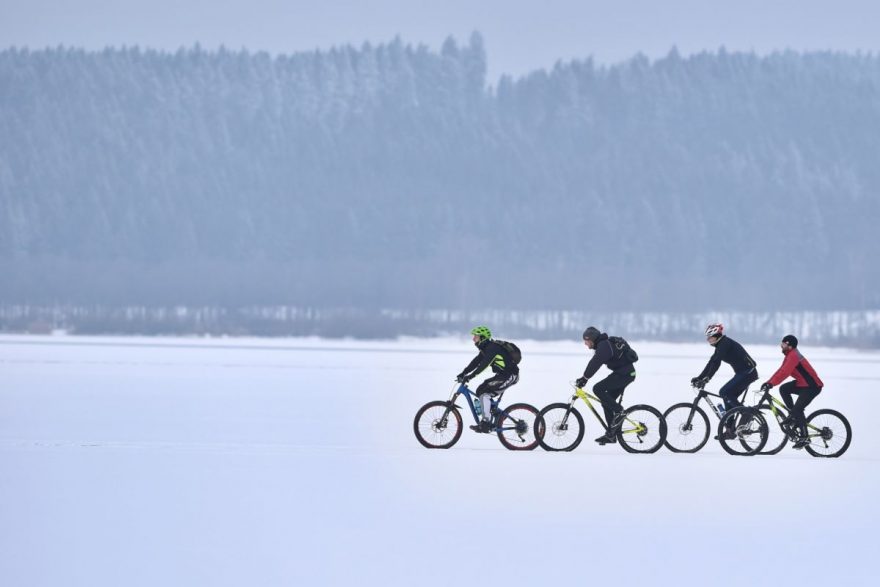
left=705, top=323, right=724, bottom=338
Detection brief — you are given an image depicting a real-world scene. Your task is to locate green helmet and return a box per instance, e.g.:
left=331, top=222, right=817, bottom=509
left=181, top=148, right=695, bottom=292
left=470, top=325, right=492, bottom=340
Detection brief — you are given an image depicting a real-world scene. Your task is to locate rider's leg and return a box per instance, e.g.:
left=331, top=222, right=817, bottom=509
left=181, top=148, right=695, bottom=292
left=779, top=381, right=797, bottom=413
left=715, top=370, right=757, bottom=439
left=479, top=393, right=495, bottom=421
left=790, top=386, right=822, bottom=437
left=593, top=371, right=635, bottom=433
left=718, top=369, right=758, bottom=411
left=474, top=381, right=495, bottom=423
left=778, top=381, right=798, bottom=429
left=476, top=372, right=519, bottom=422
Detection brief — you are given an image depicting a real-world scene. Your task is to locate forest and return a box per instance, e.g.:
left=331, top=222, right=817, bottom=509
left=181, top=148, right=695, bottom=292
left=2, top=34, right=878, bottom=324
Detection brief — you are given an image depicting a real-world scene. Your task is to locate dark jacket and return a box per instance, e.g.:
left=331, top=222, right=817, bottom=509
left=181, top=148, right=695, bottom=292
left=583, top=333, right=635, bottom=379
left=698, top=335, right=757, bottom=381
left=461, top=339, right=519, bottom=377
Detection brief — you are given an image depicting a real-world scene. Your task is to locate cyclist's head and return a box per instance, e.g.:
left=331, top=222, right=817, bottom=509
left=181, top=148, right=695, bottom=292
left=582, top=326, right=601, bottom=349
left=705, top=323, right=724, bottom=342
left=470, top=325, right=492, bottom=342
left=781, top=334, right=798, bottom=350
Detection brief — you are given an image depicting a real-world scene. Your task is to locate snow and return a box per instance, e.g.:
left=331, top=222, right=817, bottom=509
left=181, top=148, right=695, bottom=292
left=1, top=334, right=878, bottom=586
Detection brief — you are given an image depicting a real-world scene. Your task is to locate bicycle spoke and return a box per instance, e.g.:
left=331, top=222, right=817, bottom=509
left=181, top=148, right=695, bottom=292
left=413, top=401, right=463, bottom=449
left=496, top=403, right=541, bottom=451
left=537, top=403, right=584, bottom=451
left=803, top=410, right=851, bottom=457
left=718, top=407, right=767, bottom=456
left=616, top=405, right=666, bottom=454
left=663, top=403, right=710, bottom=453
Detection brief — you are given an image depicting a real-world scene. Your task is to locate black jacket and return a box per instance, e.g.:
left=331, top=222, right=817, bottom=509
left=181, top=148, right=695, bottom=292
left=583, top=333, right=635, bottom=379
left=698, top=335, right=758, bottom=380
left=460, top=339, right=519, bottom=377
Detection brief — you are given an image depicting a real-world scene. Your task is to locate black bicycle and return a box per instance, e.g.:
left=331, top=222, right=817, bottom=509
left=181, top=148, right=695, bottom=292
left=750, top=387, right=852, bottom=457
left=663, top=382, right=768, bottom=456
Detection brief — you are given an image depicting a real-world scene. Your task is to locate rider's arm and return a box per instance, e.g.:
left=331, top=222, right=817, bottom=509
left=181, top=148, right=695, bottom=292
left=583, top=340, right=612, bottom=379
left=462, top=343, right=497, bottom=377
left=767, top=351, right=798, bottom=386
left=459, top=354, right=482, bottom=377
left=697, top=344, right=723, bottom=380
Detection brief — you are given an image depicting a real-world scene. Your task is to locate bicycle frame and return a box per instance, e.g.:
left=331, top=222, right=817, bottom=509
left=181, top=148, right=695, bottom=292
left=448, top=383, right=517, bottom=433
left=684, top=385, right=729, bottom=423
left=672, top=384, right=763, bottom=441
left=449, top=383, right=497, bottom=423
left=752, top=389, right=820, bottom=440
left=753, top=390, right=788, bottom=421
left=566, top=386, right=648, bottom=438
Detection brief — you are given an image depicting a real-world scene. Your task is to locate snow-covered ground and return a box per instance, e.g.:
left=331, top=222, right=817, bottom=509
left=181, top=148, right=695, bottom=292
left=1, top=334, right=878, bottom=586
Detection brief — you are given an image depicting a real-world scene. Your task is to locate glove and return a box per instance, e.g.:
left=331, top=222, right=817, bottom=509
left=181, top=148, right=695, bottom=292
left=691, top=376, right=707, bottom=388
left=575, top=377, right=588, bottom=388
left=455, top=373, right=470, bottom=384
left=760, top=382, right=772, bottom=392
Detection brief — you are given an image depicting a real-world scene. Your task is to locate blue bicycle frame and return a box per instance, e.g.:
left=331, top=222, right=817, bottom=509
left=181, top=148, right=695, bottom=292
left=450, top=383, right=506, bottom=430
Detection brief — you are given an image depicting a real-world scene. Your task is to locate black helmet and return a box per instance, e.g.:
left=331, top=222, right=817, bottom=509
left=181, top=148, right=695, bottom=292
left=582, top=326, right=600, bottom=342
left=782, top=334, right=799, bottom=348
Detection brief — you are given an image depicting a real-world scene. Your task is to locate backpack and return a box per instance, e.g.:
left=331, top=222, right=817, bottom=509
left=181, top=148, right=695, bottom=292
left=495, top=340, right=522, bottom=365
left=608, top=336, right=639, bottom=363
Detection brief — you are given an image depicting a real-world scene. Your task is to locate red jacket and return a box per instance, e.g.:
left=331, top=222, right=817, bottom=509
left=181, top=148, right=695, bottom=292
left=767, top=349, right=824, bottom=388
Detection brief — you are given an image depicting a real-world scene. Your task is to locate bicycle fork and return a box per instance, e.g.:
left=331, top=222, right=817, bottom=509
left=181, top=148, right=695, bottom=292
left=555, top=395, right=580, bottom=431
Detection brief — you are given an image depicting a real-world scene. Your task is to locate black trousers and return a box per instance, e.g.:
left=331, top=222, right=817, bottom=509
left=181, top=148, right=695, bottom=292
left=779, top=381, right=821, bottom=435
left=593, top=370, right=636, bottom=430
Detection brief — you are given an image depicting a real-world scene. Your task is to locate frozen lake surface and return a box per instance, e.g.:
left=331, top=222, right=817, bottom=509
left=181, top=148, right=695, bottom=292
left=1, top=334, right=878, bottom=586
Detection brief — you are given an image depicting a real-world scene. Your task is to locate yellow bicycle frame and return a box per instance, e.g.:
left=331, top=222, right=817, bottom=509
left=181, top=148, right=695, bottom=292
left=571, top=386, right=647, bottom=438
left=758, top=391, right=821, bottom=438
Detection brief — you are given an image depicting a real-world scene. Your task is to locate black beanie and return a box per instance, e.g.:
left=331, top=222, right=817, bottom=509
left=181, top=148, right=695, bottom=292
left=582, top=326, right=601, bottom=341
left=782, top=334, right=799, bottom=348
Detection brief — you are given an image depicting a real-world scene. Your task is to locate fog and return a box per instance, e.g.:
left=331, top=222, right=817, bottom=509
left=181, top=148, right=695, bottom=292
left=4, top=0, right=880, bottom=79
left=1, top=6, right=878, bottom=342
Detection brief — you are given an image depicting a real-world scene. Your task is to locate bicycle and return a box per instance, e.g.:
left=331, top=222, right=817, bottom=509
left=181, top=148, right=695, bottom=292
left=663, top=382, right=769, bottom=456
left=537, top=382, right=667, bottom=453
left=413, top=382, right=542, bottom=450
left=750, top=387, right=852, bottom=457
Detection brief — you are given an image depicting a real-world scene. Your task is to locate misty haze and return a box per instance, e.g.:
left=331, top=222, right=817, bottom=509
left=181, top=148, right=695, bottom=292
left=1, top=34, right=879, bottom=343
left=3, top=13, right=880, bottom=587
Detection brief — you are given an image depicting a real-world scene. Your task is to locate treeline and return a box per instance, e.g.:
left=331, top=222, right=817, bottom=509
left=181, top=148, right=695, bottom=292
left=4, top=305, right=880, bottom=348
left=1, top=36, right=879, bottom=313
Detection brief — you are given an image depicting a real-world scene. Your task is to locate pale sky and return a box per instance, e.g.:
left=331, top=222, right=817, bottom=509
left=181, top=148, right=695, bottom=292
left=2, top=0, right=878, bottom=80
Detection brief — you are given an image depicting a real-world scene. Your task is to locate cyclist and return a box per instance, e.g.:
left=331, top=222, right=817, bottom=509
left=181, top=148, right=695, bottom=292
left=456, top=326, right=520, bottom=433
left=575, top=326, right=637, bottom=445
left=691, top=323, right=758, bottom=439
left=759, top=334, right=824, bottom=449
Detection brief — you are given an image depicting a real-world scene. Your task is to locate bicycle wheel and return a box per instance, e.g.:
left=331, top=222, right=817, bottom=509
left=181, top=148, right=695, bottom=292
left=804, top=409, right=852, bottom=458
left=718, top=407, right=767, bottom=456
left=663, top=403, right=710, bottom=453
left=616, top=404, right=667, bottom=454
left=413, top=401, right=462, bottom=449
left=496, top=402, right=542, bottom=451
left=537, top=403, right=585, bottom=451
left=757, top=406, right=789, bottom=455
